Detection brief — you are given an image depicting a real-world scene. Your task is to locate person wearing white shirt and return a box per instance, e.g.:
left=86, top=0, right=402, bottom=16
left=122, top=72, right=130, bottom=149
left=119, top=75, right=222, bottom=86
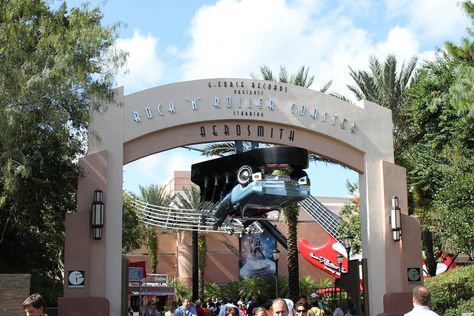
left=403, top=285, right=439, bottom=316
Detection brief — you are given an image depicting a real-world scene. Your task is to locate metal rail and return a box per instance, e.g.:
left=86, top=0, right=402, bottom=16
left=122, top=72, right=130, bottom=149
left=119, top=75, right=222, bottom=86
left=132, top=198, right=263, bottom=235
left=298, top=195, right=341, bottom=241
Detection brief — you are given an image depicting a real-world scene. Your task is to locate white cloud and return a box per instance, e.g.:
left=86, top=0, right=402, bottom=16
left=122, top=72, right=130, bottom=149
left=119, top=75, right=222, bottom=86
left=115, top=30, right=165, bottom=93
left=178, top=0, right=467, bottom=99
left=385, top=0, right=469, bottom=45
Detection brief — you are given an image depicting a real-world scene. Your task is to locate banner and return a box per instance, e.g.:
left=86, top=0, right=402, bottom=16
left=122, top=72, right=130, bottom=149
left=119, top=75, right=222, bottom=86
left=240, top=230, right=277, bottom=278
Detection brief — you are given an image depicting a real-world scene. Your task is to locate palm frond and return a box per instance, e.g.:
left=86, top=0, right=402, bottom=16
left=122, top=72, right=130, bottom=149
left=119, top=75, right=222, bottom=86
left=138, top=184, right=175, bottom=206
left=319, top=80, right=333, bottom=93
left=260, top=65, right=276, bottom=81
left=279, top=66, right=289, bottom=83
left=201, top=142, right=237, bottom=156
left=175, top=186, right=201, bottom=209
left=291, top=65, right=315, bottom=87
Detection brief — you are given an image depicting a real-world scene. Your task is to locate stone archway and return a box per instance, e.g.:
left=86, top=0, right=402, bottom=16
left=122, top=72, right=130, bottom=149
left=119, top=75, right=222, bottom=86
left=59, top=79, right=422, bottom=316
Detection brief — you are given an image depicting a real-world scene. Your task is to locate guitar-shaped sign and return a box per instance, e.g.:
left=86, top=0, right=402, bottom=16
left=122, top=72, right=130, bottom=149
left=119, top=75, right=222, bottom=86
left=297, top=195, right=352, bottom=278
left=298, top=196, right=456, bottom=279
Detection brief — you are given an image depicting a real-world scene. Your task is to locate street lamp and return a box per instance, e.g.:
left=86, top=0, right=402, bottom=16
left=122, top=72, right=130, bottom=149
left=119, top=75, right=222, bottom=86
left=343, top=234, right=354, bottom=261
left=272, top=248, right=281, bottom=298
left=336, top=254, right=344, bottom=304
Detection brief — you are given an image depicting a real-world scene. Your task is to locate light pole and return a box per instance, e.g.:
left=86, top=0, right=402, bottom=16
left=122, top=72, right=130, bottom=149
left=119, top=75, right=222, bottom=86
left=336, top=254, right=344, bottom=275
left=336, top=254, right=343, bottom=305
left=272, top=248, right=281, bottom=298
left=342, top=234, right=354, bottom=310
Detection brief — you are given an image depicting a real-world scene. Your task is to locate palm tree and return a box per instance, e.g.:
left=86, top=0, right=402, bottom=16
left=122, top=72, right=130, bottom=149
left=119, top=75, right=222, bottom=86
left=282, top=204, right=300, bottom=301
left=299, top=276, right=318, bottom=298
left=347, top=54, right=417, bottom=162
left=175, top=186, right=207, bottom=300
left=139, top=184, right=175, bottom=273
left=238, top=276, right=268, bottom=301
left=346, top=55, right=450, bottom=276
left=169, top=278, right=191, bottom=303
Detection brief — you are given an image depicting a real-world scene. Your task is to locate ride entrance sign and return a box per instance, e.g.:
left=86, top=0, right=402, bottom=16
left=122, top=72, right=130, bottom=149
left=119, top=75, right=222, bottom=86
left=60, top=78, right=423, bottom=316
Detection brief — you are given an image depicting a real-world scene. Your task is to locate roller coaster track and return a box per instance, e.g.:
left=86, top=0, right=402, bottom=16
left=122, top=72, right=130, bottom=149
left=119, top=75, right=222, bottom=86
left=131, top=198, right=263, bottom=235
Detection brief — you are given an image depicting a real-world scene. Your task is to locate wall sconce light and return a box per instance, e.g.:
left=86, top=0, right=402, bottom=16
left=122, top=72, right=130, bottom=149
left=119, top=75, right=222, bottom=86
left=389, top=196, right=402, bottom=242
left=91, top=190, right=105, bottom=240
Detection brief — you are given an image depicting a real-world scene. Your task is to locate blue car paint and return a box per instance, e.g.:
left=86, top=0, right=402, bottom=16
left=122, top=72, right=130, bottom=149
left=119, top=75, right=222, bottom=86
left=214, top=176, right=310, bottom=219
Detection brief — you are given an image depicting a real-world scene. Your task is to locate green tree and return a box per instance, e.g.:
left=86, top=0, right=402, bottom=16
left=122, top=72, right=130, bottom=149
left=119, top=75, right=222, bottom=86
left=337, top=182, right=361, bottom=255
left=299, top=276, right=318, bottom=299
left=203, top=282, right=222, bottom=302
left=445, top=1, right=474, bottom=118
left=405, top=50, right=474, bottom=271
left=197, top=234, right=207, bottom=300
left=282, top=205, right=300, bottom=301
left=254, top=65, right=333, bottom=92
left=122, top=192, right=145, bottom=253
left=146, top=227, right=158, bottom=273
left=0, top=0, right=125, bottom=304
left=221, top=280, right=241, bottom=302
left=434, top=171, right=474, bottom=259
left=347, top=54, right=417, bottom=161
left=139, top=184, right=175, bottom=273
left=169, top=278, right=191, bottom=303
left=174, top=185, right=208, bottom=300
left=238, top=276, right=268, bottom=301
left=175, top=186, right=201, bottom=209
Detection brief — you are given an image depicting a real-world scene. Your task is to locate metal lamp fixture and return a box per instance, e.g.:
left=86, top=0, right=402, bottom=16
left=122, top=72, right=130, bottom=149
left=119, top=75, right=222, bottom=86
left=342, top=233, right=354, bottom=260
left=91, top=190, right=105, bottom=240
left=336, top=254, right=344, bottom=275
left=272, top=248, right=281, bottom=261
left=389, top=196, right=402, bottom=241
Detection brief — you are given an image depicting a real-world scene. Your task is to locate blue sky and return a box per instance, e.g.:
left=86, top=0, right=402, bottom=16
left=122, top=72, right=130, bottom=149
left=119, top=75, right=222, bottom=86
left=62, top=0, right=469, bottom=197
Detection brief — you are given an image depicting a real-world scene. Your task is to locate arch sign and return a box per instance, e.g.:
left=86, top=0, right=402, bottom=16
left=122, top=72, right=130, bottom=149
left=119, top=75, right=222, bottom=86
left=58, top=79, right=422, bottom=316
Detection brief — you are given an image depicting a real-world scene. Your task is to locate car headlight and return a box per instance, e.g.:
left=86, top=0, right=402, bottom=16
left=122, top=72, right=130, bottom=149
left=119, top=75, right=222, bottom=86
left=298, top=176, right=308, bottom=185
left=237, top=165, right=253, bottom=186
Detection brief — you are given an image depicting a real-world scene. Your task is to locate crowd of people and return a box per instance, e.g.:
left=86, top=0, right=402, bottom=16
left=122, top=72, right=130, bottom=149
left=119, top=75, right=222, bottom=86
left=128, top=292, right=343, bottom=316
left=23, top=285, right=438, bottom=316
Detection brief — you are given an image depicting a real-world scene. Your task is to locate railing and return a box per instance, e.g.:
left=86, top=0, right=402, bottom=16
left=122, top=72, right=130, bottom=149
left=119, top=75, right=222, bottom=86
left=132, top=198, right=263, bottom=234
left=298, top=195, right=341, bottom=241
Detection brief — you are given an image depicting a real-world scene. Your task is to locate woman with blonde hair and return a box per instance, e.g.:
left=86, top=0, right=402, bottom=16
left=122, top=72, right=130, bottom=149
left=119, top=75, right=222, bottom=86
left=254, top=307, right=267, bottom=316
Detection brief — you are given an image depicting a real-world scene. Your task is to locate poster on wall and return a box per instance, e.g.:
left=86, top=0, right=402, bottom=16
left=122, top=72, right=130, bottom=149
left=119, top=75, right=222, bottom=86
left=240, top=230, right=277, bottom=278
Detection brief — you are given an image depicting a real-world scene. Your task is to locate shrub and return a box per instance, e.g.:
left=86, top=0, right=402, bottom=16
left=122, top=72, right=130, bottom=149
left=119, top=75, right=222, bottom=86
left=425, top=264, right=474, bottom=314
left=204, top=282, right=222, bottom=302
left=444, top=297, right=474, bottom=316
